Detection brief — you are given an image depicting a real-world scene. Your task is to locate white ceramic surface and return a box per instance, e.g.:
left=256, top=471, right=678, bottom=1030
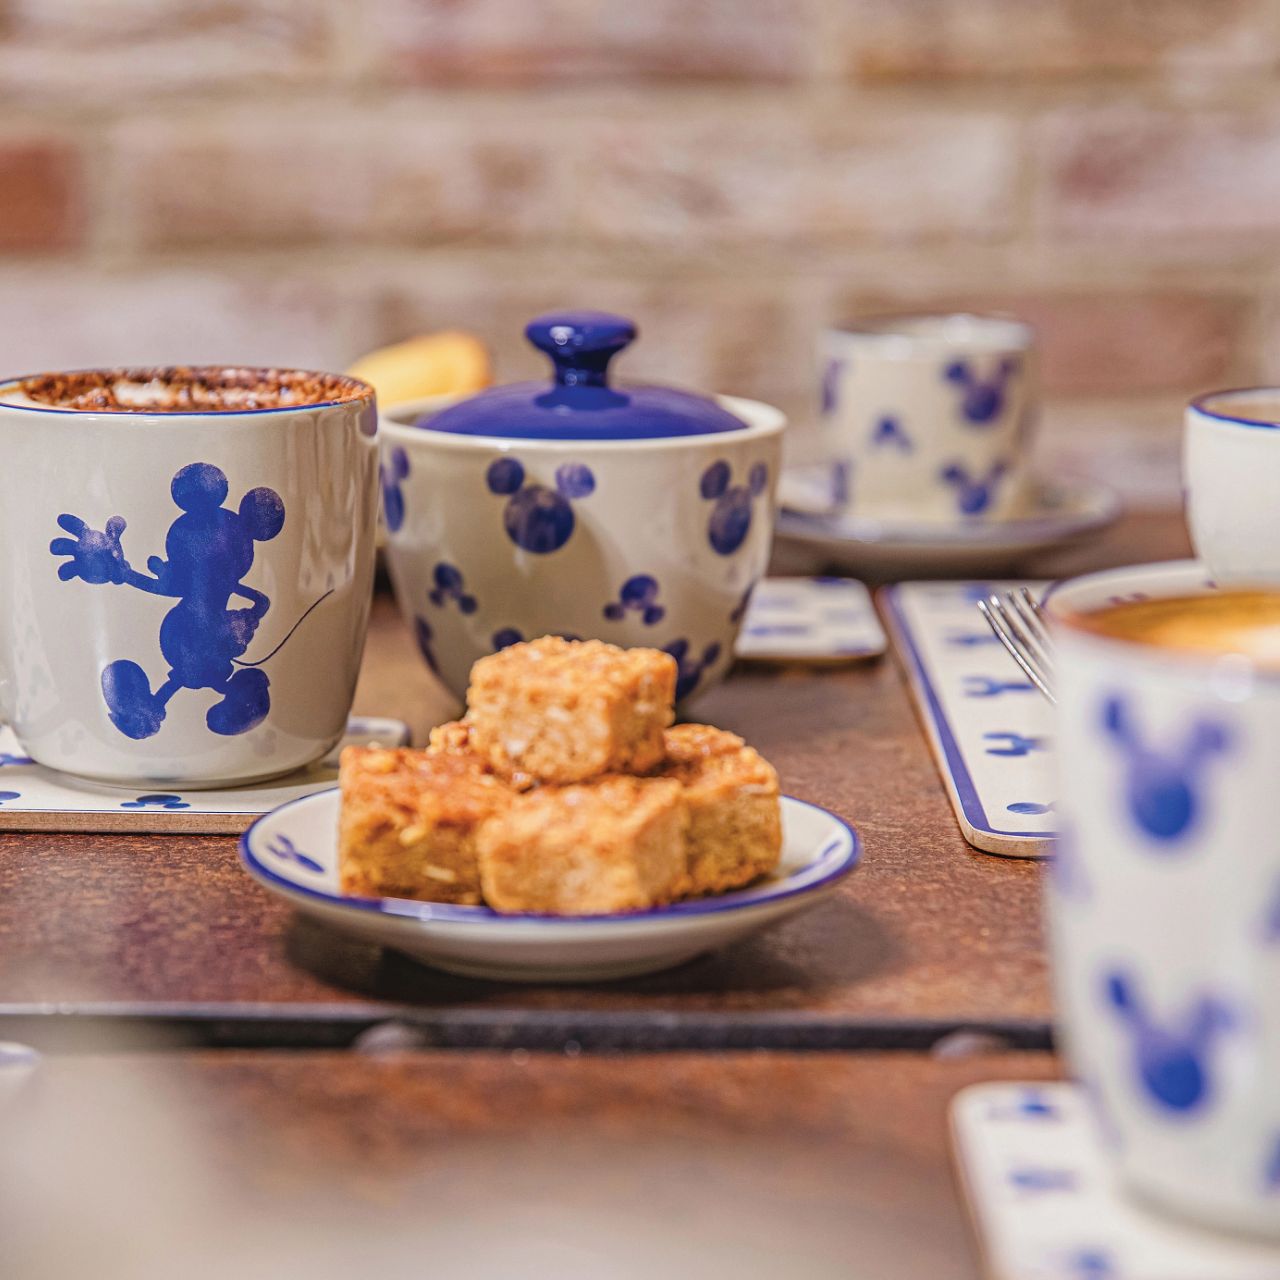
left=0, top=371, right=379, bottom=786
left=1185, top=389, right=1280, bottom=584
left=952, top=1082, right=1280, bottom=1279
left=882, top=580, right=1054, bottom=858
left=735, top=576, right=885, bottom=663
left=240, top=789, right=860, bottom=983
left=380, top=394, right=785, bottom=703
left=820, top=313, right=1037, bottom=523
left=1045, top=562, right=1280, bottom=1240
left=775, top=468, right=1119, bottom=578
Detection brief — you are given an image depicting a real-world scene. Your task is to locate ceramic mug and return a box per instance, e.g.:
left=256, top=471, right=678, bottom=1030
left=0, top=367, right=380, bottom=787
left=820, top=313, right=1037, bottom=523
left=1185, top=388, right=1280, bottom=583
left=1047, top=563, right=1280, bottom=1240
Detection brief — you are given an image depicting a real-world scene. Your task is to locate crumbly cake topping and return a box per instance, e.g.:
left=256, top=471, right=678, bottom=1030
left=470, top=636, right=677, bottom=703
left=14, top=366, right=371, bottom=413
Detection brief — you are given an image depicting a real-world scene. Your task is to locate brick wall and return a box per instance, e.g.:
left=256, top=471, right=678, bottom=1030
left=2, top=0, right=1278, bottom=500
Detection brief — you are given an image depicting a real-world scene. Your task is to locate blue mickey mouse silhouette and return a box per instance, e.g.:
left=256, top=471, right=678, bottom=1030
left=121, top=793, right=190, bottom=810
left=871, top=415, right=912, bottom=453
left=1104, top=970, right=1233, bottom=1114
left=428, top=562, right=477, bottom=614
left=701, top=460, right=768, bottom=556
left=51, top=462, right=286, bottom=740
left=380, top=446, right=410, bottom=534
left=665, top=638, right=722, bottom=701
left=1101, top=695, right=1230, bottom=843
left=940, top=460, right=1008, bottom=515
left=0, top=791, right=19, bottom=805
left=486, top=457, right=595, bottom=554
left=604, top=574, right=665, bottom=626
left=944, top=356, right=1018, bottom=424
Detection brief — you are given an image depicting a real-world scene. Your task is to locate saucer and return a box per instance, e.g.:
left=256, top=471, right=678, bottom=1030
left=775, top=466, right=1121, bottom=578
left=240, top=789, right=860, bottom=983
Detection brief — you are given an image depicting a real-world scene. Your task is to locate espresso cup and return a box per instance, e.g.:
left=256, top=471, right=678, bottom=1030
left=820, top=313, right=1036, bottom=523
left=0, top=367, right=379, bottom=787
left=1047, top=570, right=1280, bottom=1239
left=1185, top=388, right=1280, bottom=584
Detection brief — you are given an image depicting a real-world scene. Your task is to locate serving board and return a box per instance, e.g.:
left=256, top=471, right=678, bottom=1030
left=880, top=581, right=1054, bottom=858
left=0, top=716, right=410, bottom=835
left=952, top=1082, right=1280, bottom=1279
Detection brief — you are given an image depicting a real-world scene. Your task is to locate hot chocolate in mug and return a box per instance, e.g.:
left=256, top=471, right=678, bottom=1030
left=0, top=367, right=379, bottom=787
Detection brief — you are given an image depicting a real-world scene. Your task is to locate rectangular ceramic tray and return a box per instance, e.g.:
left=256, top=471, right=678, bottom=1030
left=881, top=582, right=1053, bottom=858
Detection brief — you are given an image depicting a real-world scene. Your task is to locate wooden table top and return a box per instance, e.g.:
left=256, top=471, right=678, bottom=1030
left=1, top=1046, right=1060, bottom=1279
left=0, top=512, right=1189, bottom=1051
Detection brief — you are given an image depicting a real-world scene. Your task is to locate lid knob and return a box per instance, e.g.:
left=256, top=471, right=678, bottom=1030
left=526, top=311, right=635, bottom=389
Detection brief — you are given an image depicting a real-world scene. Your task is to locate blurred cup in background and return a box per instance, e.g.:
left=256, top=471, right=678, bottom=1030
left=819, top=313, right=1037, bottom=524
left=1185, top=388, right=1280, bottom=584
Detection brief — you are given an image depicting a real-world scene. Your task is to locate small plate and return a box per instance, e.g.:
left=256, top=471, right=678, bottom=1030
left=775, top=467, right=1121, bottom=578
left=240, top=790, right=861, bottom=983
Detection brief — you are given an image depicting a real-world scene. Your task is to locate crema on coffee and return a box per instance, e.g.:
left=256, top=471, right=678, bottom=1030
left=0, top=366, right=370, bottom=413
left=1068, top=591, right=1280, bottom=665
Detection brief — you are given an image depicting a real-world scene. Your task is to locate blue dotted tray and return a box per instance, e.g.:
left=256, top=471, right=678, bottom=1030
left=881, top=581, right=1053, bottom=858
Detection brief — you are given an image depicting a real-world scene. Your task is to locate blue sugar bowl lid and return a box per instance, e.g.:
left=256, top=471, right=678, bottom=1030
left=421, top=311, right=749, bottom=441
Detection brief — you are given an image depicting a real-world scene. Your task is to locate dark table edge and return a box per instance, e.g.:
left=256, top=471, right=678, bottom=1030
left=0, top=1004, right=1053, bottom=1053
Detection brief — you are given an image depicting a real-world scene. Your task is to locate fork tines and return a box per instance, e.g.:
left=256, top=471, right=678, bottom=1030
left=977, top=587, right=1056, bottom=704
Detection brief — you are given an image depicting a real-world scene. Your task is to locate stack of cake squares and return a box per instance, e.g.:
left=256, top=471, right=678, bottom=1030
left=339, top=637, right=782, bottom=915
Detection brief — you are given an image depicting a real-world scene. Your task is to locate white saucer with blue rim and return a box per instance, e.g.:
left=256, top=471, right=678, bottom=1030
left=775, top=465, right=1121, bottom=577
left=240, top=790, right=860, bottom=983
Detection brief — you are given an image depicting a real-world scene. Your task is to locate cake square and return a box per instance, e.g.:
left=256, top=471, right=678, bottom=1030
left=658, top=724, right=782, bottom=894
left=466, top=637, right=677, bottom=784
left=477, top=774, right=689, bottom=915
left=338, top=745, right=513, bottom=905
left=426, top=718, right=535, bottom=790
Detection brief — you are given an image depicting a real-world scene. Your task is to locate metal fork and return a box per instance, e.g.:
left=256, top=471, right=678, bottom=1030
left=977, top=587, right=1056, bottom=704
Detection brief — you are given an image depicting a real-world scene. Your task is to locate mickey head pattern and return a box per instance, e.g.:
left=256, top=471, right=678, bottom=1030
left=486, top=457, right=596, bottom=554
left=944, top=356, right=1019, bottom=425
left=700, top=460, right=768, bottom=556
left=665, top=638, right=722, bottom=701
left=1104, top=970, right=1234, bottom=1114
left=940, top=460, right=1009, bottom=516
left=1101, top=695, right=1230, bottom=844
left=428, top=562, right=478, bottom=614
left=603, top=574, right=665, bottom=626
left=120, top=793, right=190, bottom=810
left=380, top=446, right=410, bottom=534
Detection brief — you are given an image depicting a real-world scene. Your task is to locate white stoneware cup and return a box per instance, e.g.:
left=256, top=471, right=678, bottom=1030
left=1046, top=565, right=1280, bottom=1240
left=379, top=311, right=785, bottom=705
left=820, top=313, right=1037, bottom=523
left=1185, top=388, right=1280, bottom=584
left=0, top=367, right=379, bottom=787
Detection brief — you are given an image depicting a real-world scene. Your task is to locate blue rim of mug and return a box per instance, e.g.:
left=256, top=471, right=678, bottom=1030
left=239, top=789, right=861, bottom=926
left=0, top=366, right=375, bottom=417
left=1188, top=387, right=1280, bottom=431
